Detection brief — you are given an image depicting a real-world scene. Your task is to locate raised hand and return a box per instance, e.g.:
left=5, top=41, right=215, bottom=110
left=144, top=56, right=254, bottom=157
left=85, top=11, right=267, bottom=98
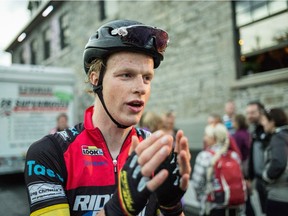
left=105, top=130, right=173, bottom=216
left=155, top=130, right=191, bottom=216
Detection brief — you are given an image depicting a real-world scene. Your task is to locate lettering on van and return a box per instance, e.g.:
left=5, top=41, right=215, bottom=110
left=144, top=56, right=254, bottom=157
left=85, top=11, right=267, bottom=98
left=19, top=86, right=53, bottom=96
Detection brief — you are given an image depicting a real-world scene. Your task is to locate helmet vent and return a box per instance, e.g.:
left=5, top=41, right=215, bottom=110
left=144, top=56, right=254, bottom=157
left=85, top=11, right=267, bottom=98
left=95, top=32, right=99, bottom=39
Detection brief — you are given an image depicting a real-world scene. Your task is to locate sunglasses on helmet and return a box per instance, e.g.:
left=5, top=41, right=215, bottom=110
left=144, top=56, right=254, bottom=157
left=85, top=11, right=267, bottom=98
left=111, top=24, right=169, bottom=54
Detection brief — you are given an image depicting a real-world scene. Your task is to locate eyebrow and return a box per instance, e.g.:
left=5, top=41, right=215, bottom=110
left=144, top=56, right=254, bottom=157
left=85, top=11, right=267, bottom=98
left=114, top=67, right=154, bottom=76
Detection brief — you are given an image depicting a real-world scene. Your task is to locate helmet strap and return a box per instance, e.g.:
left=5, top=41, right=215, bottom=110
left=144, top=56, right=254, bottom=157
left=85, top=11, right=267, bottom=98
left=92, top=66, right=129, bottom=129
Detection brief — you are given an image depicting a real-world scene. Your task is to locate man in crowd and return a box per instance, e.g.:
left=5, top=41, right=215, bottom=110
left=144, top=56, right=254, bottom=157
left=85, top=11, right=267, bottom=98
left=246, top=101, right=270, bottom=215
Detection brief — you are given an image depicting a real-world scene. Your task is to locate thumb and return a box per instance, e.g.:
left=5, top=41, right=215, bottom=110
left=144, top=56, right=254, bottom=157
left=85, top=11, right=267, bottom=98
left=129, top=136, right=140, bottom=155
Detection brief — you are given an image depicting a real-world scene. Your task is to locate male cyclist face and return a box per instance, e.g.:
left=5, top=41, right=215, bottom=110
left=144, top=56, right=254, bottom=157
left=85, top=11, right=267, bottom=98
left=102, top=51, right=154, bottom=127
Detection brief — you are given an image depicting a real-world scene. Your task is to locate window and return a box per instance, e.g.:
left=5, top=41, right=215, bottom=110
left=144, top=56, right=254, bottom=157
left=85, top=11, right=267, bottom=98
left=43, top=28, right=51, bottom=59
left=30, top=39, right=37, bottom=64
left=234, top=0, right=288, bottom=77
left=99, top=0, right=106, bottom=21
left=20, top=49, right=25, bottom=64
left=59, top=13, right=69, bottom=49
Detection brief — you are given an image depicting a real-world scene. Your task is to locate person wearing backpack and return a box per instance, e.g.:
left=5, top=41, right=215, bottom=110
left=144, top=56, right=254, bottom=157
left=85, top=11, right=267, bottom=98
left=192, top=123, right=246, bottom=216
left=260, top=108, right=288, bottom=216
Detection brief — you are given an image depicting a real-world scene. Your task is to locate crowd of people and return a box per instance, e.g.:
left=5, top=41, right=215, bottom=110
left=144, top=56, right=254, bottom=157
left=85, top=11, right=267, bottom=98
left=191, top=100, right=288, bottom=216
left=139, top=100, right=288, bottom=216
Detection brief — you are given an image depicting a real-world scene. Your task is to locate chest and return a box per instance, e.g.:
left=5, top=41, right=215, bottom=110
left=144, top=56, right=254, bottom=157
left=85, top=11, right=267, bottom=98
left=63, top=132, right=130, bottom=190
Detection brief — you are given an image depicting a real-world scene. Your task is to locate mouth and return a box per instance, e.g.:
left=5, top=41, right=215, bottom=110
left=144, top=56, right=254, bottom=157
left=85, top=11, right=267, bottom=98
left=127, top=100, right=144, bottom=107
left=126, top=100, right=144, bottom=112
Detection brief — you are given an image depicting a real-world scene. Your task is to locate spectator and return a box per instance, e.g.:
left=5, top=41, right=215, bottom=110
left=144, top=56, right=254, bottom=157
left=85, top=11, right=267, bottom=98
left=223, top=100, right=236, bottom=134
left=192, top=123, right=243, bottom=216
left=232, top=114, right=251, bottom=162
left=49, top=113, right=69, bottom=134
left=207, top=113, right=222, bottom=126
left=206, top=113, right=242, bottom=159
left=162, top=111, right=178, bottom=142
left=139, top=111, right=163, bottom=132
left=246, top=101, right=270, bottom=215
left=261, top=108, right=288, bottom=216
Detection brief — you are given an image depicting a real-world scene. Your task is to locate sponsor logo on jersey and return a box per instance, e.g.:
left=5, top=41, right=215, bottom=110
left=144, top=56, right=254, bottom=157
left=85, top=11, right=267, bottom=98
left=84, top=160, right=108, bottom=167
left=58, top=130, right=70, bottom=141
left=82, top=145, right=103, bottom=156
left=73, top=195, right=146, bottom=216
left=69, top=126, right=79, bottom=136
left=28, top=182, right=65, bottom=205
left=27, top=160, right=64, bottom=182
left=73, top=194, right=112, bottom=213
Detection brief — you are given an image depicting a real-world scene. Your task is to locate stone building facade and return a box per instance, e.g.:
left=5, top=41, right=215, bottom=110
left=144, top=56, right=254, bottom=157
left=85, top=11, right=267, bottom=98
left=6, top=0, right=288, bottom=149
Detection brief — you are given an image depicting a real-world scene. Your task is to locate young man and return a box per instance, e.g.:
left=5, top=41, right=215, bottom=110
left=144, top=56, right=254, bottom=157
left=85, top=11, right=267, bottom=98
left=24, top=20, right=191, bottom=216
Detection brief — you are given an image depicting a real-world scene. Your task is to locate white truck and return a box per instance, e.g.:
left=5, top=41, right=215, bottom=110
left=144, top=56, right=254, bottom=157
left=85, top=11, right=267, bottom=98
left=0, top=64, right=75, bottom=175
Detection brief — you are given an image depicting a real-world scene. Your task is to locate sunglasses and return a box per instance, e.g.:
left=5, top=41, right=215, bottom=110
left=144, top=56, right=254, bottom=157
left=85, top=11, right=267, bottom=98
left=111, top=24, right=169, bottom=54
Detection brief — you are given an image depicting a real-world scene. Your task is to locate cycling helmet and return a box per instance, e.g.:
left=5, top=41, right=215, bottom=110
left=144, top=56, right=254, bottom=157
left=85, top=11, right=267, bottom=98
left=83, top=20, right=169, bottom=129
left=83, top=19, right=168, bottom=72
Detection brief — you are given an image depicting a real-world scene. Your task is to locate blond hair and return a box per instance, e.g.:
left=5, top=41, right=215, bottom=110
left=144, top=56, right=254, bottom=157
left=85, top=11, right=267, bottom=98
left=85, top=59, right=106, bottom=94
left=205, top=123, right=230, bottom=182
left=139, top=111, right=163, bottom=132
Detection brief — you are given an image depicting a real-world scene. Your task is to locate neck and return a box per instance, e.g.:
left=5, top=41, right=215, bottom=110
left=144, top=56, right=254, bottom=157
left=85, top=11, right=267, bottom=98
left=92, top=102, right=132, bottom=159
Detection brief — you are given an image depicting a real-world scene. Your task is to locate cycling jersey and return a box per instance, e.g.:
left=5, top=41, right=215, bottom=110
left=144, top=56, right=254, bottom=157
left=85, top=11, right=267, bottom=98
left=25, top=106, right=158, bottom=216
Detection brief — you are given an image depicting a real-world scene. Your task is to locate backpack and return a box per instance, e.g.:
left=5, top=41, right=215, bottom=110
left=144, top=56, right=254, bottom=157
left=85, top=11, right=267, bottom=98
left=206, top=150, right=246, bottom=206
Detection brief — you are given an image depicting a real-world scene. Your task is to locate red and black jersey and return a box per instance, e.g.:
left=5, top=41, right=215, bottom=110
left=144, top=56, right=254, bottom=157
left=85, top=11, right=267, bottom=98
left=25, top=106, right=158, bottom=216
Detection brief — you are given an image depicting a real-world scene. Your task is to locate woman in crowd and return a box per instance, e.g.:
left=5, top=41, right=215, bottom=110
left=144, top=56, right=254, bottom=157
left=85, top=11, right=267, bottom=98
left=260, top=108, right=288, bottom=216
left=192, top=123, right=244, bottom=216
left=206, top=113, right=242, bottom=159
left=232, top=114, right=251, bottom=164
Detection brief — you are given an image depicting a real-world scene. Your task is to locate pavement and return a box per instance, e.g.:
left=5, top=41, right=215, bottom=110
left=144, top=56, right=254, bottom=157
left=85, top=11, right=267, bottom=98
left=0, top=173, right=30, bottom=216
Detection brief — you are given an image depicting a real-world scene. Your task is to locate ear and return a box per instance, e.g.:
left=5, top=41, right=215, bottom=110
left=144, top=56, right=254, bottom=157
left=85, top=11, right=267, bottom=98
left=89, top=71, right=99, bottom=86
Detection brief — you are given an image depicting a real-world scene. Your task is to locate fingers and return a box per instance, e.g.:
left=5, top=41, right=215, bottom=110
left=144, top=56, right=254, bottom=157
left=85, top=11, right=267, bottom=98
left=178, top=137, right=191, bottom=176
left=180, top=173, right=190, bottom=191
left=141, top=145, right=171, bottom=176
left=146, top=169, right=169, bottom=191
left=177, top=133, right=191, bottom=191
left=129, top=136, right=139, bottom=155
left=179, top=135, right=191, bottom=161
left=174, top=130, right=184, bottom=153
left=135, top=130, right=164, bottom=155
left=138, top=134, right=173, bottom=166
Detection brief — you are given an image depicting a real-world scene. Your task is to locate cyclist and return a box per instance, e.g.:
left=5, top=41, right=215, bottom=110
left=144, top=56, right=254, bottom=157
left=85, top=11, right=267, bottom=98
left=25, top=19, right=191, bottom=216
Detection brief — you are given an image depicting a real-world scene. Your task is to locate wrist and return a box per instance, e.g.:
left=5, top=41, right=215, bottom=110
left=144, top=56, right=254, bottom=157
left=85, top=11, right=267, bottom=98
left=159, top=202, right=183, bottom=216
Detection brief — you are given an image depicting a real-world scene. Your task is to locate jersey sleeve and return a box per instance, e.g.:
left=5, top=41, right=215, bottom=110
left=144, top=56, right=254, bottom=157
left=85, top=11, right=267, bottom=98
left=24, top=135, right=68, bottom=214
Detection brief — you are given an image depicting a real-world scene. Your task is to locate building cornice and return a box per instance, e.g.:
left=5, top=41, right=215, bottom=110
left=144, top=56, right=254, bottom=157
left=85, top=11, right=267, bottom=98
left=5, top=0, right=63, bottom=52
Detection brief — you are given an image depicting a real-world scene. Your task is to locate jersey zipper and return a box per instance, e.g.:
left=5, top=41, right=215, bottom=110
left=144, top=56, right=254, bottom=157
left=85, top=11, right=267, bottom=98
left=99, top=129, right=133, bottom=184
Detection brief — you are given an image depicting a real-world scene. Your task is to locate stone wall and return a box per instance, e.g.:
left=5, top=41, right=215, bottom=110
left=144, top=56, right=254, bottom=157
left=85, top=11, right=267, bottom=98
left=11, top=1, right=288, bottom=149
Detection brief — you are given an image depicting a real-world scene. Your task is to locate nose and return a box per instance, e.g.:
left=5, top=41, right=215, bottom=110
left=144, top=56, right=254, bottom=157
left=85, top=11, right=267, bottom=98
left=132, top=76, right=147, bottom=95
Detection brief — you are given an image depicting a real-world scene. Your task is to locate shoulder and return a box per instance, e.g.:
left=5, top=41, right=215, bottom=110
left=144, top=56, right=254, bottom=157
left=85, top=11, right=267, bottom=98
left=228, top=150, right=241, bottom=164
left=27, top=123, right=84, bottom=156
left=27, top=135, right=58, bottom=157
left=135, top=127, right=151, bottom=139
left=270, top=132, right=287, bottom=146
left=195, top=150, right=213, bottom=165
left=53, top=123, right=84, bottom=150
